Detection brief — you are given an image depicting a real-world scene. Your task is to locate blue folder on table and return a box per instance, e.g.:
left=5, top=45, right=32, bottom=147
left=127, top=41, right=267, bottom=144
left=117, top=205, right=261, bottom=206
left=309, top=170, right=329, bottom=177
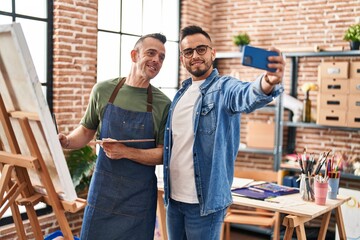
left=232, top=182, right=299, bottom=200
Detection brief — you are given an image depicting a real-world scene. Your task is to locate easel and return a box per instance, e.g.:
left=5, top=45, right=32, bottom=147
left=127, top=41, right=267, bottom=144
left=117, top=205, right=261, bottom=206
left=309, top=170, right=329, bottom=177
left=0, top=94, right=86, bottom=239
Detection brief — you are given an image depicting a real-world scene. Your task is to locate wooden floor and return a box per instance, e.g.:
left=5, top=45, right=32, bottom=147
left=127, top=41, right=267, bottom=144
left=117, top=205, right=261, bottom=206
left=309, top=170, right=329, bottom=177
left=230, top=228, right=270, bottom=240
left=229, top=227, right=336, bottom=240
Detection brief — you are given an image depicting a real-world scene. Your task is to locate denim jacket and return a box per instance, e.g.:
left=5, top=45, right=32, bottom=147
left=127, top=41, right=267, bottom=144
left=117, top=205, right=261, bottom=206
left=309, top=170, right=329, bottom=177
left=163, top=69, right=283, bottom=216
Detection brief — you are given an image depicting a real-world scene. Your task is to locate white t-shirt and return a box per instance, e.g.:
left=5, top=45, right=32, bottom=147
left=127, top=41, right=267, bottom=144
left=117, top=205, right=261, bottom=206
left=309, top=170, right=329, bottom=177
left=169, top=80, right=205, bottom=203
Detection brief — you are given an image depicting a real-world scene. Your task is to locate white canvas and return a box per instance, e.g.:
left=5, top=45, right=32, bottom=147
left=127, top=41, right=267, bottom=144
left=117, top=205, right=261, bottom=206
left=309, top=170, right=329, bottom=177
left=336, top=187, right=360, bottom=240
left=0, top=23, right=77, bottom=202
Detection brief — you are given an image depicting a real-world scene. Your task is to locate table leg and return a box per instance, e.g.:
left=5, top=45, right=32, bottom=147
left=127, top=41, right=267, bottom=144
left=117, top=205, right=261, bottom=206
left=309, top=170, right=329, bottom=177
left=295, top=224, right=307, bottom=240
left=157, top=190, right=168, bottom=240
left=334, top=206, right=347, bottom=240
left=283, top=215, right=309, bottom=240
left=317, top=211, right=331, bottom=240
left=282, top=216, right=294, bottom=240
left=283, top=226, right=294, bottom=240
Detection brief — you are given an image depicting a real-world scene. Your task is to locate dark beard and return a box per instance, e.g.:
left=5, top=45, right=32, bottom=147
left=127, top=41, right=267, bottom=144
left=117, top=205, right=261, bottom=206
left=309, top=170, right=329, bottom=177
left=191, top=68, right=209, bottom=77
left=188, top=60, right=213, bottom=78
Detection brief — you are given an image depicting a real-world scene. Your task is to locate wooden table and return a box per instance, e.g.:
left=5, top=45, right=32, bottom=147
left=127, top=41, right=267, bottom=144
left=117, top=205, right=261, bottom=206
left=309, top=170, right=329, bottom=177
left=232, top=193, right=350, bottom=240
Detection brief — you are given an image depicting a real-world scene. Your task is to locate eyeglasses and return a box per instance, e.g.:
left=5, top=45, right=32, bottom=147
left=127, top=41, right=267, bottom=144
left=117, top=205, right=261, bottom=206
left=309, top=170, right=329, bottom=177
left=181, top=45, right=212, bottom=58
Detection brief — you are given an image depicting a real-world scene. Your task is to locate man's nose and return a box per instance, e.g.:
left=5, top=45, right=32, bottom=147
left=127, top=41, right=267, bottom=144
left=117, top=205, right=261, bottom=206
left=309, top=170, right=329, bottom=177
left=153, top=54, right=163, bottom=63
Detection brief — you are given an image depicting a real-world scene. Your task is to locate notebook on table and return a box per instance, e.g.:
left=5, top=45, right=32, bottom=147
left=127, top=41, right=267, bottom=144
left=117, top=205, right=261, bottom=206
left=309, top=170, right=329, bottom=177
left=232, top=182, right=299, bottom=200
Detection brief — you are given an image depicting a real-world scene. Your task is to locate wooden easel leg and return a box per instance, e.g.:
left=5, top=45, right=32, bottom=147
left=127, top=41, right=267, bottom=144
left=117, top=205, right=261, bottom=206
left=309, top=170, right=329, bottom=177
left=1, top=96, right=78, bottom=239
left=25, top=205, right=44, bottom=240
left=0, top=165, right=26, bottom=239
left=10, top=204, right=27, bottom=240
left=0, top=182, right=26, bottom=217
left=19, top=118, right=74, bottom=239
left=0, top=164, right=13, bottom=202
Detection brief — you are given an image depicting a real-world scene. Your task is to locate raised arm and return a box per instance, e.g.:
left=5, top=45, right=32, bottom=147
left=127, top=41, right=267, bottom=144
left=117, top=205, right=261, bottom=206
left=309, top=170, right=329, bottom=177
left=260, top=47, right=285, bottom=95
left=58, top=125, right=96, bottom=149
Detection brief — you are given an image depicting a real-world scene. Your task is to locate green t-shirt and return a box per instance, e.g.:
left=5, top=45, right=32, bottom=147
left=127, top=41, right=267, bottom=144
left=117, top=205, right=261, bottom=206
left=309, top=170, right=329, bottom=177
left=81, top=77, right=171, bottom=145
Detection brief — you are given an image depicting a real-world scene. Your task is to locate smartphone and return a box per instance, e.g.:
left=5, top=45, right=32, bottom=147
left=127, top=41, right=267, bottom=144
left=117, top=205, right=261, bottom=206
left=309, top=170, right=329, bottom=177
left=241, top=45, right=279, bottom=72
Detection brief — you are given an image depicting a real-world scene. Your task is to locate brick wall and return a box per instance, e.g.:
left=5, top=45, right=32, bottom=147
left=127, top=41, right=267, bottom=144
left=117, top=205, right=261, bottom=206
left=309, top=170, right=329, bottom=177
left=179, top=0, right=213, bottom=80
left=0, top=211, right=84, bottom=240
left=53, top=0, right=98, bottom=134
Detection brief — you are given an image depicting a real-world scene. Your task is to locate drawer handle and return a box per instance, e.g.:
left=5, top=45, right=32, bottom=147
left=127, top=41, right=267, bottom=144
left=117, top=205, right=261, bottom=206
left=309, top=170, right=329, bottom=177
left=326, top=116, right=339, bottom=121
left=327, top=85, right=341, bottom=90
left=327, top=100, right=340, bottom=105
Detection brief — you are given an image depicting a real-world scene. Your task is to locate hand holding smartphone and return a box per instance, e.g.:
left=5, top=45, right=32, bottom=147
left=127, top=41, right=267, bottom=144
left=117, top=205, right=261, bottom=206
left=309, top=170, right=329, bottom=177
left=241, top=45, right=279, bottom=72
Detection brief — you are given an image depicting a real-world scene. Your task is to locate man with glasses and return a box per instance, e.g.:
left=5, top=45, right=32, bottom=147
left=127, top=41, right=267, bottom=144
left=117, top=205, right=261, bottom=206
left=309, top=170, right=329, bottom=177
left=162, top=25, right=285, bottom=239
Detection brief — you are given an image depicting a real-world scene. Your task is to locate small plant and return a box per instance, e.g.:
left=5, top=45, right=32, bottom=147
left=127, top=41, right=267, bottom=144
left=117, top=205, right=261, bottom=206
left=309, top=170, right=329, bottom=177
left=343, top=24, right=360, bottom=42
left=66, top=145, right=97, bottom=193
left=232, top=32, right=251, bottom=46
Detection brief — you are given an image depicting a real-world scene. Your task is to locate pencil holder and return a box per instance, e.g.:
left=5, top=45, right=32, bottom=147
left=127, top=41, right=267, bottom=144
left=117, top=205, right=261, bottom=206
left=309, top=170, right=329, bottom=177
left=327, top=177, right=339, bottom=199
left=299, top=174, right=315, bottom=201
left=314, top=181, right=328, bottom=205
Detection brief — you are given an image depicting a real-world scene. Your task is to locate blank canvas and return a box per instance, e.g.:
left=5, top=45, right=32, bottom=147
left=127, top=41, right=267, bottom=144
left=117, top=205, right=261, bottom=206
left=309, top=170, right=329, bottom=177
left=0, top=23, right=77, bottom=202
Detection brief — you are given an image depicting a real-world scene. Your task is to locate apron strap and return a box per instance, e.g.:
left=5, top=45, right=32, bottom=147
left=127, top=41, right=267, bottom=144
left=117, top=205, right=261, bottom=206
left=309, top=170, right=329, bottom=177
left=108, top=77, right=126, bottom=104
left=108, top=77, right=153, bottom=112
left=146, top=84, right=153, bottom=112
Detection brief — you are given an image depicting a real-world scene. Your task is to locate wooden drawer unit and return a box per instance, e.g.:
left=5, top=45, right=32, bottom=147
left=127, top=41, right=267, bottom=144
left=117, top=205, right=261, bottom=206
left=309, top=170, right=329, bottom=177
left=317, top=109, right=347, bottom=127
left=320, top=62, right=349, bottom=79
left=348, top=95, right=360, bottom=111
left=349, top=79, right=360, bottom=94
left=350, top=62, right=360, bottom=78
left=318, top=93, right=347, bottom=110
left=347, top=112, right=360, bottom=128
left=320, top=78, right=349, bottom=94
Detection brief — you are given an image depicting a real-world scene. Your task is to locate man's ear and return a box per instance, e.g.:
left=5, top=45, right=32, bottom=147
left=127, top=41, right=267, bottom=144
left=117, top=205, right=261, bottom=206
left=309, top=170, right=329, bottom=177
left=131, top=49, right=138, bottom=62
left=211, top=48, right=216, bottom=62
left=180, top=55, right=186, bottom=68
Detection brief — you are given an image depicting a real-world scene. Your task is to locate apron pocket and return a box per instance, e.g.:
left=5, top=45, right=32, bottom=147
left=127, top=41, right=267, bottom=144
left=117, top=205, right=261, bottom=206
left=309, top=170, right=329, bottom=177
left=89, top=170, right=155, bottom=217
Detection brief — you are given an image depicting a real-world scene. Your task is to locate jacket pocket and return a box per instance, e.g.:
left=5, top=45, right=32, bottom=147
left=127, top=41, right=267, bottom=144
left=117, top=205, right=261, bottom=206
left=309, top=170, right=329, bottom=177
left=198, top=102, right=216, bottom=135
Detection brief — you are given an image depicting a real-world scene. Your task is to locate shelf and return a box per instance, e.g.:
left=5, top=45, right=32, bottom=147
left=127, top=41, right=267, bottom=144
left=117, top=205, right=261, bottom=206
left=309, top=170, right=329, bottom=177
left=238, top=147, right=274, bottom=155
left=340, top=172, right=360, bottom=180
left=216, top=50, right=360, bottom=59
left=216, top=52, right=242, bottom=59
left=253, top=104, right=276, bottom=112
left=284, top=50, right=360, bottom=58
left=283, top=121, right=360, bottom=131
left=280, top=163, right=360, bottom=180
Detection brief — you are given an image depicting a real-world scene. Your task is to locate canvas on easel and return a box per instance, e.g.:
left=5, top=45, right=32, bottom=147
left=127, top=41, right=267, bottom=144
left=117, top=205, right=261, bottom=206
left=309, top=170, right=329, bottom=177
left=0, top=23, right=85, bottom=239
left=336, top=188, right=360, bottom=240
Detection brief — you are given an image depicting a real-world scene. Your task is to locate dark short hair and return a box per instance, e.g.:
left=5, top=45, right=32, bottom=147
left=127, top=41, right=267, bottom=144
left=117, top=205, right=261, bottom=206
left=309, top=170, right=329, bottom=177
left=134, top=33, right=167, bottom=48
left=180, top=25, right=212, bottom=42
